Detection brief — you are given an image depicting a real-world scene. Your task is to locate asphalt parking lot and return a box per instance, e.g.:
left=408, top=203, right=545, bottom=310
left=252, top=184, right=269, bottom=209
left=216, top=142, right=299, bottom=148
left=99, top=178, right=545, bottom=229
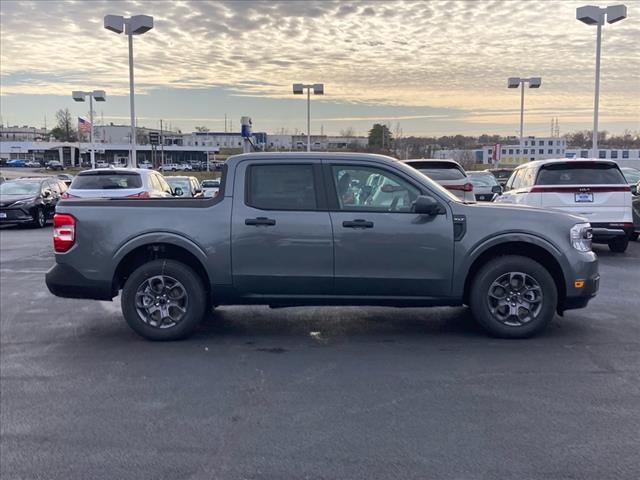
left=1, top=225, right=639, bottom=480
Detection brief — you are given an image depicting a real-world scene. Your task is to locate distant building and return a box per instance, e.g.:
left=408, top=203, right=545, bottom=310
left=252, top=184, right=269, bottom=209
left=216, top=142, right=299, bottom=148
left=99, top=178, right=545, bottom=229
left=481, top=136, right=567, bottom=165
left=0, top=125, right=48, bottom=142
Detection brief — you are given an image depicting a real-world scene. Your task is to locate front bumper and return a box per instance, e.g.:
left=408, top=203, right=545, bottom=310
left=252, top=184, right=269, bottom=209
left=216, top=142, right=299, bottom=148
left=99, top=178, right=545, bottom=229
left=0, top=207, right=36, bottom=224
left=559, top=252, right=599, bottom=312
left=46, top=263, right=114, bottom=300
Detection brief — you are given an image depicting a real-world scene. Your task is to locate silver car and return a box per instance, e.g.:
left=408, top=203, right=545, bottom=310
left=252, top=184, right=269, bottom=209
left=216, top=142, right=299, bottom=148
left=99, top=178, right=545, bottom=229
left=403, top=159, right=475, bottom=202
left=468, top=171, right=503, bottom=201
left=65, top=168, right=173, bottom=199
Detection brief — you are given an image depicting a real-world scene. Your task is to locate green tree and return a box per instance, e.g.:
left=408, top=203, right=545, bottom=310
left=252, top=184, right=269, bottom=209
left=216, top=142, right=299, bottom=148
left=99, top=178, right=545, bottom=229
left=50, top=108, right=77, bottom=142
left=195, top=126, right=210, bottom=132
left=367, top=123, right=392, bottom=150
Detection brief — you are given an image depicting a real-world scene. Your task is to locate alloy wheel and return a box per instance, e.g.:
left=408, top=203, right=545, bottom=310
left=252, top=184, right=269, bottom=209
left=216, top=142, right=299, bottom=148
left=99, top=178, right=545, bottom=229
left=487, top=271, right=543, bottom=326
left=135, top=275, right=189, bottom=329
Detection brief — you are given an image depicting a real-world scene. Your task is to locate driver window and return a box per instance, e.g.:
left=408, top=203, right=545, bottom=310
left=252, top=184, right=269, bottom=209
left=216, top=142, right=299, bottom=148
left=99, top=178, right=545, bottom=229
left=331, top=166, right=420, bottom=212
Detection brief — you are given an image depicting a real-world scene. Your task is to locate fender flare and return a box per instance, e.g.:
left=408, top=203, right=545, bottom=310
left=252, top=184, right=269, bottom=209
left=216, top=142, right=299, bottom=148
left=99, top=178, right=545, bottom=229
left=110, top=231, right=211, bottom=284
left=453, top=232, right=569, bottom=298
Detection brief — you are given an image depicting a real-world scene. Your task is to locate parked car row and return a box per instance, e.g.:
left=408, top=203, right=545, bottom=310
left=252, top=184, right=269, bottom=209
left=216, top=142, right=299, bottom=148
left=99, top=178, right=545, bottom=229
left=0, top=176, right=69, bottom=227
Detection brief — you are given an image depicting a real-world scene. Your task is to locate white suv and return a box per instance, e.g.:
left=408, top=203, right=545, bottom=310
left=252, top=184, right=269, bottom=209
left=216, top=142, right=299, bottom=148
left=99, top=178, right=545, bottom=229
left=496, top=159, right=633, bottom=252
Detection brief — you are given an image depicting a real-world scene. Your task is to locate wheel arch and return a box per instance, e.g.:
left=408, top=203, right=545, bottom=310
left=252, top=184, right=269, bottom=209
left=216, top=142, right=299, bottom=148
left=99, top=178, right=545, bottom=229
left=461, top=238, right=567, bottom=309
left=112, top=234, right=211, bottom=302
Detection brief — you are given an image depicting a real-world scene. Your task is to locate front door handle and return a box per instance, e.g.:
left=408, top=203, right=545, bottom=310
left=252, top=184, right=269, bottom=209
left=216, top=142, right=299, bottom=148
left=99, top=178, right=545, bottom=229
left=343, top=219, right=374, bottom=229
left=245, top=217, right=276, bottom=226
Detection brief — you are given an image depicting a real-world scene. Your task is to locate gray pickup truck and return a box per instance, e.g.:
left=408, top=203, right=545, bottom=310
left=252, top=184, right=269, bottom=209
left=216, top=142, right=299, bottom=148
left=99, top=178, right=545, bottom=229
left=46, top=153, right=599, bottom=341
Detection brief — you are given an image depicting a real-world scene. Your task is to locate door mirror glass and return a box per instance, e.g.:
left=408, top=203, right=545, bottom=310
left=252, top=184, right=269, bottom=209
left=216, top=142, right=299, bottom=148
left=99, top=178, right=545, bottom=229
left=42, top=189, right=51, bottom=198
left=491, top=185, right=503, bottom=194
left=412, top=195, right=444, bottom=215
left=173, top=186, right=183, bottom=197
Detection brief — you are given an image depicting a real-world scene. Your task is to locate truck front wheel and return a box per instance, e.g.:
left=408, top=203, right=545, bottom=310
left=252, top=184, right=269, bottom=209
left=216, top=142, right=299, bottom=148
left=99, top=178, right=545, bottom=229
left=121, top=259, right=206, bottom=341
left=469, top=256, right=557, bottom=338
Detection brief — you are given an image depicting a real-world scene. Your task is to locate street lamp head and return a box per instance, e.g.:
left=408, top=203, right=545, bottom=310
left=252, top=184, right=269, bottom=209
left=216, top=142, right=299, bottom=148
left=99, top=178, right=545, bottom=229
left=528, top=77, right=542, bottom=88
left=313, top=83, right=324, bottom=95
left=128, top=15, right=154, bottom=35
left=576, top=5, right=604, bottom=25
left=104, top=14, right=124, bottom=34
left=606, top=4, right=627, bottom=23
left=507, top=77, right=521, bottom=88
left=293, top=83, right=304, bottom=94
left=93, top=90, right=107, bottom=102
left=72, top=91, right=86, bottom=102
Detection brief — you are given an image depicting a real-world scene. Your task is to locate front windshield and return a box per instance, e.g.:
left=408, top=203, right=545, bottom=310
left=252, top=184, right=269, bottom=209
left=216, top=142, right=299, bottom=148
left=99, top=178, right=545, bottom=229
left=0, top=180, right=41, bottom=196
left=166, top=178, right=192, bottom=196
left=394, top=161, right=461, bottom=203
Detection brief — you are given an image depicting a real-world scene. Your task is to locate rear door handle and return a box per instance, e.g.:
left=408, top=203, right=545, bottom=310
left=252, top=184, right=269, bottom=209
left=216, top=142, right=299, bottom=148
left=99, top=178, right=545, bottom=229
left=343, top=219, right=374, bottom=229
left=245, top=217, right=276, bottom=226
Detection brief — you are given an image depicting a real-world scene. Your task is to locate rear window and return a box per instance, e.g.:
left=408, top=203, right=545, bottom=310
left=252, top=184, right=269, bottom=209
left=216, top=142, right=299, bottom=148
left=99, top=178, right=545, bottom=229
left=247, top=164, right=316, bottom=210
left=536, top=163, right=626, bottom=185
left=407, top=161, right=466, bottom=180
left=468, top=173, right=498, bottom=187
left=72, top=172, right=142, bottom=189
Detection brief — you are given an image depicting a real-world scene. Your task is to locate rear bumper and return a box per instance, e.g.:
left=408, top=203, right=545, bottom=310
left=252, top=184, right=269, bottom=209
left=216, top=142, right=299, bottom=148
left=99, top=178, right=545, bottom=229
left=46, top=263, right=114, bottom=300
left=591, top=223, right=634, bottom=242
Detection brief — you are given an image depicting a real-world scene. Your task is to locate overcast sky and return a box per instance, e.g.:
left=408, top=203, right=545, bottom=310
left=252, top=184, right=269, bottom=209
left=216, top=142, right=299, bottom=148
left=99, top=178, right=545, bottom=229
left=1, top=0, right=639, bottom=136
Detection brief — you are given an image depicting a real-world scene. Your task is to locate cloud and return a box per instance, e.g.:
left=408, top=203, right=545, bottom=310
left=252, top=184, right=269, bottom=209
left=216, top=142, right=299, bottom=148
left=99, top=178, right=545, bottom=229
left=0, top=0, right=638, bottom=133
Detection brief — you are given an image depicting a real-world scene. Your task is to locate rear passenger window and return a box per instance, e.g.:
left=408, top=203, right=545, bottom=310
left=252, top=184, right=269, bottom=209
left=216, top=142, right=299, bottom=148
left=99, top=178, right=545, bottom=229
left=247, top=164, right=317, bottom=211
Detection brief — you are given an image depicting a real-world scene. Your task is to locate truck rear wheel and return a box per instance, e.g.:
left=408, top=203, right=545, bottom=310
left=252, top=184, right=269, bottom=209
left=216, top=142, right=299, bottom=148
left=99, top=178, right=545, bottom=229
left=121, top=259, right=206, bottom=341
left=469, top=255, right=557, bottom=338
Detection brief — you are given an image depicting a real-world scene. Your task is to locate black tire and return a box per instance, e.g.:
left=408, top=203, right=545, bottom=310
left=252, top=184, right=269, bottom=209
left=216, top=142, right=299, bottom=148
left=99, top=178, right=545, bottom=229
left=630, top=232, right=638, bottom=242
left=31, top=207, right=46, bottom=228
left=608, top=236, right=629, bottom=253
left=469, top=255, right=557, bottom=339
left=121, top=259, right=206, bottom=341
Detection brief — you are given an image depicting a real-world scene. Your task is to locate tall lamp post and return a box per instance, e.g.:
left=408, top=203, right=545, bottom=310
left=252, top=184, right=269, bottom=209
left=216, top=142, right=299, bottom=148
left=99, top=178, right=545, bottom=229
left=507, top=77, right=541, bottom=153
left=576, top=4, right=627, bottom=158
left=104, top=14, right=154, bottom=167
left=72, top=90, right=106, bottom=169
left=293, top=83, right=324, bottom=151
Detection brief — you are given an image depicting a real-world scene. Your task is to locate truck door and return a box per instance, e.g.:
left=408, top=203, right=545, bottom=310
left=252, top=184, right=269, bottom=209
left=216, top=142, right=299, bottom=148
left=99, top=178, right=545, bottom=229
left=231, top=160, right=334, bottom=295
left=324, top=161, right=454, bottom=297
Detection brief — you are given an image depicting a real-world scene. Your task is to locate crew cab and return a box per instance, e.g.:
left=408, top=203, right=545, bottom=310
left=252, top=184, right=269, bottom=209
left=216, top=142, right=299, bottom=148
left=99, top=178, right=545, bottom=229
left=496, top=159, right=633, bottom=252
left=46, top=153, right=599, bottom=341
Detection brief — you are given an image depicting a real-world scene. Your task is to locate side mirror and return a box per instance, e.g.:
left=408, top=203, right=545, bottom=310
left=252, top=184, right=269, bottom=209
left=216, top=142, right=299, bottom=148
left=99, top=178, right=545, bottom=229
left=43, top=189, right=51, bottom=198
left=412, top=195, right=444, bottom=215
left=631, top=185, right=638, bottom=196
left=173, top=187, right=183, bottom=197
left=194, top=188, right=202, bottom=195
left=491, top=185, right=503, bottom=194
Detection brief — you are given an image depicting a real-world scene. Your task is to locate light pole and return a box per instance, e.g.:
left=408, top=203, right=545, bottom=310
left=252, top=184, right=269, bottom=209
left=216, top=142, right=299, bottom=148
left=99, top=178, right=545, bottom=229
left=576, top=4, right=627, bottom=158
left=507, top=77, right=541, bottom=153
left=72, top=90, right=106, bottom=169
left=293, top=83, right=324, bottom=151
left=104, top=14, right=154, bottom=167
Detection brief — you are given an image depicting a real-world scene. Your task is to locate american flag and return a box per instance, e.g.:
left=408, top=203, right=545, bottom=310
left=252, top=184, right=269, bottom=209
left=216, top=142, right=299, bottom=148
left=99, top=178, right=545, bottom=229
left=78, top=117, right=91, bottom=133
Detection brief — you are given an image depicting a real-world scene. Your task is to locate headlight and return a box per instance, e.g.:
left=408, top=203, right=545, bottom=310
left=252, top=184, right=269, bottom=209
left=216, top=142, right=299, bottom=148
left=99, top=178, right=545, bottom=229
left=570, top=223, right=593, bottom=252
left=12, top=197, right=36, bottom=207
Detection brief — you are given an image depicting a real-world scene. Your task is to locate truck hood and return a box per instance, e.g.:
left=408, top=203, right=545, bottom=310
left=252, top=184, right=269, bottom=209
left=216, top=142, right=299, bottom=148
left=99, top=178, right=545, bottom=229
left=461, top=201, right=589, bottom=224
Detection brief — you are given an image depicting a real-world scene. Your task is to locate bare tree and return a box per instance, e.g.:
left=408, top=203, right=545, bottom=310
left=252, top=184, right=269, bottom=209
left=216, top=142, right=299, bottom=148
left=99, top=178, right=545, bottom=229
left=339, top=126, right=356, bottom=137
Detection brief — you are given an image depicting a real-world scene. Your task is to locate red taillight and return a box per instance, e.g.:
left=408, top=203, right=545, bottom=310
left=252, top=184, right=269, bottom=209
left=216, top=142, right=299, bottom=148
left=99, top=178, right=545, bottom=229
left=125, top=191, right=151, bottom=198
left=446, top=183, right=474, bottom=192
left=53, top=214, right=76, bottom=253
